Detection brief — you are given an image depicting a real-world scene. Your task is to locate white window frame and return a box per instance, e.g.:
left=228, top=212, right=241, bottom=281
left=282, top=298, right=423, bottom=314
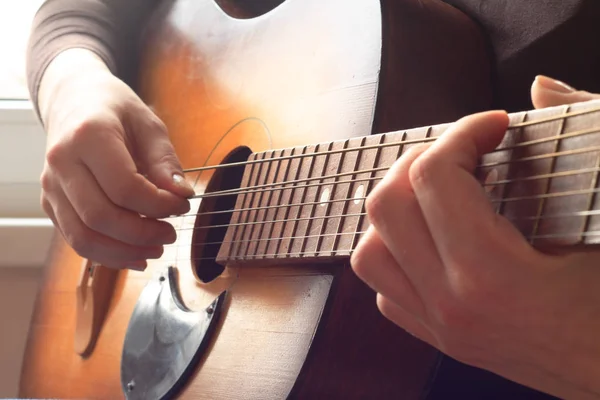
left=0, top=100, right=54, bottom=268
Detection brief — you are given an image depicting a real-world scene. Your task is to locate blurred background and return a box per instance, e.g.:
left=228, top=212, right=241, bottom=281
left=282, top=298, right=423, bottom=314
left=0, top=1, right=54, bottom=397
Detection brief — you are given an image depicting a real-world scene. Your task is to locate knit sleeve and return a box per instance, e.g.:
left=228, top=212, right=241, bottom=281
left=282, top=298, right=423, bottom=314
left=26, top=0, right=161, bottom=118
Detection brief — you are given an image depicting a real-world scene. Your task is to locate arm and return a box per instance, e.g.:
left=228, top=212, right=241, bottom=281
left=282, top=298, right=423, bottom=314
left=27, top=0, right=161, bottom=124
left=26, top=0, right=195, bottom=270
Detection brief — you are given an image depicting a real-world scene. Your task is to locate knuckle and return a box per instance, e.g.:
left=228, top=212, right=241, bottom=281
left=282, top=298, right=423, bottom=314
left=45, top=143, right=68, bottom=169
left=430, top=293, right=475, bottom=337
left=364, top=186, right=388, bottom=226
left=148, top=115, right=168, bottom=134
left=79, top=206, right=107, bottom=232
left=408, top=152, right=436, bottom=189
left=109, top=179, right=137, bottom=208
left=39, top=169, right=53, bottom=192
left=66, top=228, right=93, bottom=257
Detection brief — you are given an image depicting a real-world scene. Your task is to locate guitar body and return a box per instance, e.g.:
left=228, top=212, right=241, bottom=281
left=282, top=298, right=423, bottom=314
left=19, top=0, right=507, bottom=398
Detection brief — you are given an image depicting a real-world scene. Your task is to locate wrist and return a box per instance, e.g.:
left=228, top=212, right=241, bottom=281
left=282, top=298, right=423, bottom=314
left=38, top=48, right=112, bottom=128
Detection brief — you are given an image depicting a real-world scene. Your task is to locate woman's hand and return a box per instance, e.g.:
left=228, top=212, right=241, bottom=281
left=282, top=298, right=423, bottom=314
left=351, top=76, right=600, bottom=399
left=38, top=49, right=194, bottom=270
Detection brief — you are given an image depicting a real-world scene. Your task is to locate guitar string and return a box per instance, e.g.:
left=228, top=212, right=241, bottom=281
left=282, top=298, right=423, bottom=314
left=156, top=106, right=600, bottom=256
left=165, top=167, right=600, bottom=235
left=164, top=207, right=600, bottom=250
left=156, top=229, right=600, bottom=265
left=180, top=105, right=600, bottom=174
left=185, top=137, right=600, bottom=201
left=167, top=180, right=600, bottom=235
left=167, top=163, right=600, bottom=222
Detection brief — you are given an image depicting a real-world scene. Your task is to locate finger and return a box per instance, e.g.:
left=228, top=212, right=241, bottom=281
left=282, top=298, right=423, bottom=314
left=76, top=121, right=190, bottom=219
left=531, top=75, right=600, bottom=109
left=408, top=111, right=534, bottom=266
left=365, top=143, right=444, bottom=291
left=352, top=226, right=425, bottom=318
left=376, top=293, right=439, bottom=349
left=60, top=160, right=177, bottom=246
left=127, top=108, right=196, bottom=198
left=46, top=185, right=163, bottom=269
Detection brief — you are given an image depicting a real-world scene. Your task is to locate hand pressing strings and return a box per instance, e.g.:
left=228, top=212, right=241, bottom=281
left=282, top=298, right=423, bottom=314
left=351, top=75, right=600, bottom=400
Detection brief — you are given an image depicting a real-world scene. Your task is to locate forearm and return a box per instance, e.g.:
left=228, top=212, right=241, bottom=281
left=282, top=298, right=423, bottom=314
left=26, top=0, right=161, bottom=124
left=37, top=48, right=110, bottom=128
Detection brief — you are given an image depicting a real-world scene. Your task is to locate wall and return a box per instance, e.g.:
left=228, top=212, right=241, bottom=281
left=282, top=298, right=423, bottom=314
left=0, top=101, right=53, bottom=397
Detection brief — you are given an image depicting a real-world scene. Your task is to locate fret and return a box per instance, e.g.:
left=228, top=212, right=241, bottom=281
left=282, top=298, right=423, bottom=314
left=581, top=153, right=600, bottom=243
left=529, top=105, right=569, bottom=244
left=254, top=149, right=287, bottom=258
left=327, top=136, right=367, bottom=256
left=233, top=151, right=267, bottom=260
left=245, top=150, right=279, bottom=258
left=222, top=153, right=258, bottom=260
left=313, top=138, right=353, bottom=256
left=531, top=103, right=600, bottom=245
left=481, top=112, right=528, bottom=220
left=273, top=145, right=317, bottom=258
left=293, top=142, right=334, bottom=257
left=265, top=147, right=301, bottom=258
left=342, top=134, right=385, bottom=254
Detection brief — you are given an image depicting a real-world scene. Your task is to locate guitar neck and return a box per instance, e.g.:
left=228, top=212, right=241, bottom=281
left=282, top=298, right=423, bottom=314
left=216, top=99, right=600, bottom=266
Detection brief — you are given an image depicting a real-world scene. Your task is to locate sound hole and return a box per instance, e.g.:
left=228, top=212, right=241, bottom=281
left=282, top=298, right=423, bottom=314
left=215, top=0, right=285, bottom=18
left=191, top=147, right=251, bottom=283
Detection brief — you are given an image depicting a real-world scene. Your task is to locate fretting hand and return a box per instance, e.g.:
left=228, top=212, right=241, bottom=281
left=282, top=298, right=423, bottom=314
left=38, top=49, right=195, bottom=270
left=351, top=75, right=600, bottom=400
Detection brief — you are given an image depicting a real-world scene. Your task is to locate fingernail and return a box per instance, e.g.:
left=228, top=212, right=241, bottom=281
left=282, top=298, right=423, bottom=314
left=173, top=173, right=195, bottom=194
left=536, top=75, right=576, bottom=93
left=129, top=261, right=147, bottom=271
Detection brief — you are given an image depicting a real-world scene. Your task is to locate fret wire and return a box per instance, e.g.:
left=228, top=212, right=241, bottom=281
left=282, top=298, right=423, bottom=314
left=317, top=138, right=354, bottom=256
left=171, top=208, right=598, bottom=250
left=478, top=144, right=600, bottom=169
left=353, top=132, right=397, bottom=251
left=581, top=149, right=600, bottom=242
left=530, top=105, right=569, bottom=243
left=285, top=144, right=321, bottom=257
left=255, top=149, right=286, bottom=258
left=494, top=113, right=528, bottom=216
left=331, top=136, right=368, bottom=255
left=181, top=104, right=600, bottom=175
left=298, top=141, right=333, bottom=256
left=162, top=228, right=600, bottom=265
left=480, top=165, right=600, bottom=187
left=170, top=205, right=600, bottom=238
left=177, top=211, right=367, bottom=232
left=235, top=152, right=264, bottom=259
left=191, top=165, right=389, bottom=200
left=490, top=186, right=600, bottom=204
left=317, top=140, right=350, bottom=255
left=226, top=153, right=255, bottom=260
left=167, top=229, right=370, bottom=249
left=516, top=208, right=600, bottom=221
left=190, top=140, right=600, bottom=202
left=272, top=146, right=306, bottom=258
left=245, top=151, right=276, bottom=257
left=269, top=147, right=300, bottom=258
left=166, top=164, right=600, bottom=226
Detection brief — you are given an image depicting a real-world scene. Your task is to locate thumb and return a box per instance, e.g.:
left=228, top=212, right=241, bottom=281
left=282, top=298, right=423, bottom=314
left=133, top=112, right=195, bottom=198
left=531, top=75, right=600, bottom=109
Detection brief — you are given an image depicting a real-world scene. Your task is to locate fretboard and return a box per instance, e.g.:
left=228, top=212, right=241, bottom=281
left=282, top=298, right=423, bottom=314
left=216, top=99, right=600, bottom=265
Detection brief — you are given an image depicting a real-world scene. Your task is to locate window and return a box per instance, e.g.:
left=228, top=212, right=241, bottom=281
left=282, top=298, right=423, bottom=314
left=0, top=1, right=45, bottom=100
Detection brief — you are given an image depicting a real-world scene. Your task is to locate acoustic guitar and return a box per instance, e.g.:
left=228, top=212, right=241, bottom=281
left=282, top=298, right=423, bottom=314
left=20, top=0, right=591, bottom=398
